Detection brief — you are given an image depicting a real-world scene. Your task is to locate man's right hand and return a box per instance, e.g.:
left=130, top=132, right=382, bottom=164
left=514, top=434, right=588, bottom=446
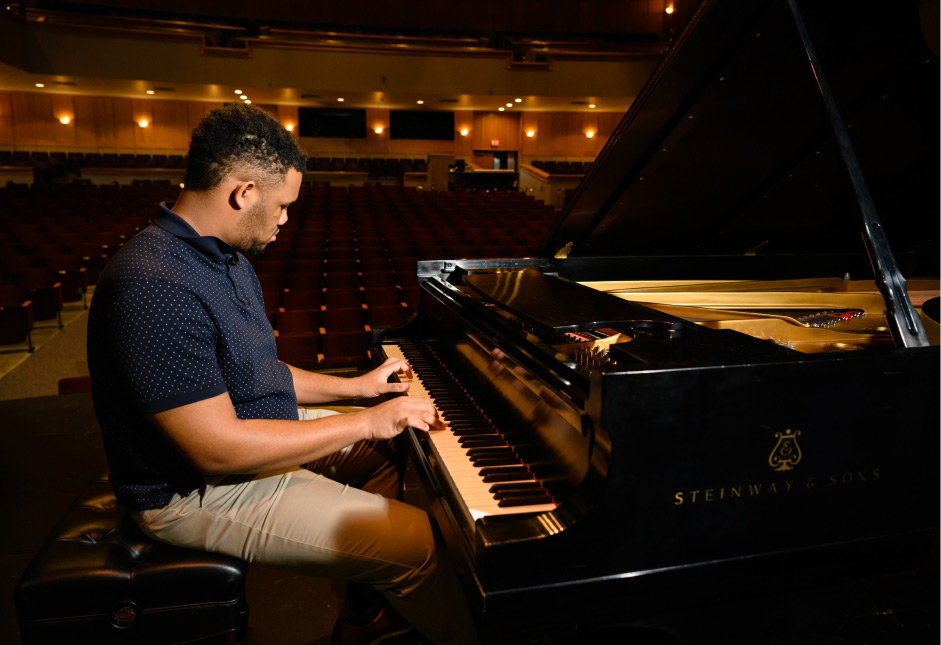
left=357, top=396, right=443, bottom=440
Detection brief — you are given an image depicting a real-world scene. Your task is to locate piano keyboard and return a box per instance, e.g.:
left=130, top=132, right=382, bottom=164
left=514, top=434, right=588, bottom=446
left=384, top=342, right=558, bottom=521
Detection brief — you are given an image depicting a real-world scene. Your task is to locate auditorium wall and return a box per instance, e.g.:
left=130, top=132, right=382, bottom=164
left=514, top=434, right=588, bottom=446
left=0, top=90, right=622, bottom=161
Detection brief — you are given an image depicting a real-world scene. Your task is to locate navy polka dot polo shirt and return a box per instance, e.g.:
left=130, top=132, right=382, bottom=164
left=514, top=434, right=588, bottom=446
left=88, top=203, right=298, bottom=511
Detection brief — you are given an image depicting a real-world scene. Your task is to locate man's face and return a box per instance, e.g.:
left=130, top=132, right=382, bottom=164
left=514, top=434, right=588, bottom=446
left=233, top=168, right=303, bottom=256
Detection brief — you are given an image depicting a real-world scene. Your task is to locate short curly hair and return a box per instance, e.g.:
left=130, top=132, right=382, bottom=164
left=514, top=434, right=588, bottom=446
left=183, top=103, right=307, bottom=192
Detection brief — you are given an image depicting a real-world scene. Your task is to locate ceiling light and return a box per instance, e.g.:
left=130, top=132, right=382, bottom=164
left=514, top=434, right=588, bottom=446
left=416, top=100, right=424, bottom=105
left=234, top=89, right=242, bottom=94
left=244, top=100, right=251, bottom=104
left=498, top=107, right=505, bottom=112
left=58, top=116, right=71, bottom=125
left=240, top=95, right=248, bottom=100
left=506, top=103, right=513, bottom=108
left=35, top=83, right=45, bottom=88
left=146, top=90, right=155, bottom=95
left=514, top=98, right=522, bottom=103
left=337, top=97, right=345, bottom=102
left=589, top=103, right=596, bottom=109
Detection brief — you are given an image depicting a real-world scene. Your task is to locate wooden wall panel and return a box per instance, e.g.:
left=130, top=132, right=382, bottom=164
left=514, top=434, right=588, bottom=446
left=471, top=111, right=520, bottom=152
left=298, top=136, right=372, bottom=158
left=50, top=95, right=77, bottom=148
left=1, top=90, right=624, bottom=160
left=453, top=110, right=474, bottom=157
left=72, top=95, right=99, bottom=148
left=10, top=92, right=57, bottom=147
left=389, top=139, right=453, bottom=155
left=472, top=152, right=493, bottom=168
left=100, top=96, right=126, bottom=150
left=365, top=107, right=389, bottom=156
left=151, top=99, right=193, bottom=150
left=110, top=98, right=136, bottom=152
left=277, top=104, right=299, bottom=132
left=0, top=92, right=13, bottom=146
left=130, top=99, right=155, bottom=150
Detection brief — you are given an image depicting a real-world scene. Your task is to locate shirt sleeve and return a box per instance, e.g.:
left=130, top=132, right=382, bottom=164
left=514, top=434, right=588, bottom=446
left=108, top=281, right=228, bottom=415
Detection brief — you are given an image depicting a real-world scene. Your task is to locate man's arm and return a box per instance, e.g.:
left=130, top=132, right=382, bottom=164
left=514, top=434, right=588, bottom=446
left=286, top=356, right=414, bottom=404
left=148, top=389, right=441, bottom=475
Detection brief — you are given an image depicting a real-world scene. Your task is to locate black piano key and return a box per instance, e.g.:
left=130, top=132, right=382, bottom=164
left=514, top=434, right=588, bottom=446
left=490, top=482, right=544, bottom=496
left=438, top=413, right=480, bottom=423
left=453, top=425, right=498, bottom=434
left=459, top=437, right=506, bottom=448
left=497, top=492, right=554, bottom=507
left=480, top=466, right=531, bottom=482
left=465, top=447, right=514, bottom=457
left=437, top=403, right=477, bottom=412
left=472, top=455, right=522, bottom=467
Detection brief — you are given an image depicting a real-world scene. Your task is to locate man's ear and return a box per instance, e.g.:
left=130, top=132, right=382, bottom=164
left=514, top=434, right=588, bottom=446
left=228, top=180, right=257, bottom=211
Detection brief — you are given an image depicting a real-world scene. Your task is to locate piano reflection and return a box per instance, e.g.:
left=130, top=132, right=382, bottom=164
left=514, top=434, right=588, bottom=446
left=377, top=0, right=940, bottom=641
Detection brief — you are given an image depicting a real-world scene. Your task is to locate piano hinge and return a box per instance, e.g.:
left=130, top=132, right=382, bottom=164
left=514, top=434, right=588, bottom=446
left=554, top=242, right=573, bottom=259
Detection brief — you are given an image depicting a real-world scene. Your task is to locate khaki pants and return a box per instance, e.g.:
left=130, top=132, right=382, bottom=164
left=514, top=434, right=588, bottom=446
left=134, top=407, right=474, bottom=644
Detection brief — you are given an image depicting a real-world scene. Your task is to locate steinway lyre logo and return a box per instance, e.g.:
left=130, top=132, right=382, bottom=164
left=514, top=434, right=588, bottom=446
left=769, top=429, right=802, bottom=471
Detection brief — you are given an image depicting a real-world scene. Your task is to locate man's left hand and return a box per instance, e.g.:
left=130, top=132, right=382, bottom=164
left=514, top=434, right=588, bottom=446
left=355, top=356, right=414, bottom=397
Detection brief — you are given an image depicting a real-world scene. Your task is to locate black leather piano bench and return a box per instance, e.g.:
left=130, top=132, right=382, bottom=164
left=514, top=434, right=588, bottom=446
left=14, top=473, right=249, bottom=644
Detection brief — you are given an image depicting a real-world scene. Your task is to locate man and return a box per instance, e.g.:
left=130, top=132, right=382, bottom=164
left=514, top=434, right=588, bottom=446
left=87, top=103, right=473, bottom=645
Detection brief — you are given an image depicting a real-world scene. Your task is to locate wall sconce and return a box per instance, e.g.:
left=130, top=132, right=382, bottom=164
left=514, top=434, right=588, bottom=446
left=58, top=116, right=72, bottom=125
left=665, top=3, right=675, bottom=14
left=285, top=124, right=294, bottom=132
left=138, top=119, right=150, bottom=128
left=585, top=130, right=595, bottom=139
left=374, top=125, right=384, bottom=134
left=459, top=128, right=469, bottom=137
left=526, top=129, right=536, bottom=138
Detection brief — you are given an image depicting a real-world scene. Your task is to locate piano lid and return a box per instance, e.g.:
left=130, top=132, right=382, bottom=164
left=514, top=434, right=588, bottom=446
left=542, top=0, right=939, bottom=269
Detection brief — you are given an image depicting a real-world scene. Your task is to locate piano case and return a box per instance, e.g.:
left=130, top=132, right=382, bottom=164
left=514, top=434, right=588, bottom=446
left=379, top=0, right=940, bottom=641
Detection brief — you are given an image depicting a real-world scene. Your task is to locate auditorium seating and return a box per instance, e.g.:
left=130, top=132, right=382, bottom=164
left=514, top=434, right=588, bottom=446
left=530, top=160, right=592, bottom=175
left=299, top=157, right=428, bottom=180
left=0, top=151, right=188, bottom=170
left=0, top=284, right=34, bottom=350
left=0, top=182, right=558, bottom=369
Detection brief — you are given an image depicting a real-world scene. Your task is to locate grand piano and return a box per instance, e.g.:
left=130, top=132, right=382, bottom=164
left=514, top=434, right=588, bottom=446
left=378, top=0, right=940, bottom=641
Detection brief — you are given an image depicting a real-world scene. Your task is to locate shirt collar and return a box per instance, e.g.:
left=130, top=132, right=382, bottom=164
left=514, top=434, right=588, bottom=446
left=154, top=202, right=238, bottom=263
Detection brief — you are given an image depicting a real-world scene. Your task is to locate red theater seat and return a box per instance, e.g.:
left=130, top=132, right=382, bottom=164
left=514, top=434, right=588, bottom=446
left=275, top=332, right=320, bottom=369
